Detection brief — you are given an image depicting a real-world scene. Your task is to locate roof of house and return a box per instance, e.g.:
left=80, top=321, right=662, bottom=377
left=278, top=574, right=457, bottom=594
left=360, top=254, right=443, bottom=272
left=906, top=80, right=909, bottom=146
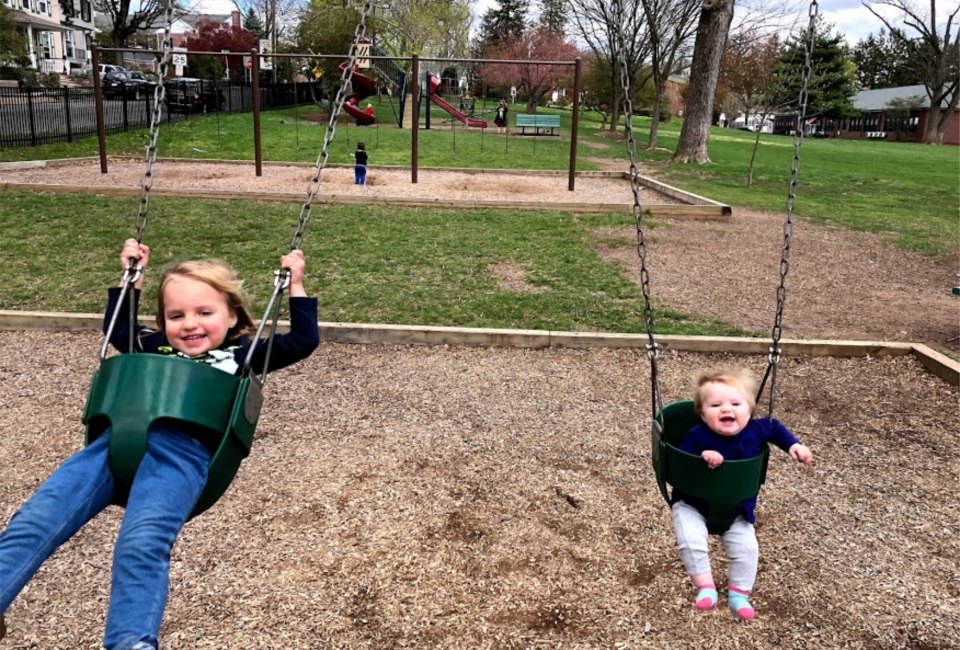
left=854, top=84, right=953, bottom=111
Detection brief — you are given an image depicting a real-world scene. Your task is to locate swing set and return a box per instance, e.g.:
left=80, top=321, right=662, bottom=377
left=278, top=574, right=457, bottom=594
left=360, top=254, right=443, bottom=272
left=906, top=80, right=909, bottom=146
left=83, top=0, right=817, bottom=533
left=613, top=0, right=820, bottom=534
left=82, top=0, right=376, bottom=519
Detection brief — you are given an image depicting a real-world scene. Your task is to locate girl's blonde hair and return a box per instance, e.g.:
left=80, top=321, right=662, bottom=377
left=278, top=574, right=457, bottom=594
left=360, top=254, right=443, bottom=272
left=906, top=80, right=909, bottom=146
left=693, top=367, right=758, bottom=415
left=156, top=259, right=256, bottom=340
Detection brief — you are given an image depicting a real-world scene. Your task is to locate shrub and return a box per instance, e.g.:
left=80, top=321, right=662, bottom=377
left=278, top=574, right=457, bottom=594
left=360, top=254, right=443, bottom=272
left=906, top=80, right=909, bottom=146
left=42, top=71, right=61, bottom=88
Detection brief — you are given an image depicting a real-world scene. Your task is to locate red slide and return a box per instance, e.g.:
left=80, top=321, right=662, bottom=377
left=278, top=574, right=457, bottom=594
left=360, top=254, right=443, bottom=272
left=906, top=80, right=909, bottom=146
left=428, top=74, right=488, bottom=128
left=339, top=62, right=377, bottom=125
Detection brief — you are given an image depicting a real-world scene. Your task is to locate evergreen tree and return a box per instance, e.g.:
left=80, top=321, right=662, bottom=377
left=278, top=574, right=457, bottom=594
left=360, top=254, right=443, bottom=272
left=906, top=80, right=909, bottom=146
left=774, top=19, right=858, bottom=118
left=538, top=0, right=567, bottom=35
left=852, top=29, right=922, bottom=89
left=243, top=7, right=265, bottom=40
left=476, top=0, right=529, bottom=51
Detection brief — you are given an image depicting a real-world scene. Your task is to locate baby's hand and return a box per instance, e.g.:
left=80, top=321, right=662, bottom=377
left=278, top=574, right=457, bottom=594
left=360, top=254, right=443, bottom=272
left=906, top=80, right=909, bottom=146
left=701, top=450, right=724, bottom=469
left=281, top=249, right=307, bottom=297
left=789, top=443, right=813, bottom=466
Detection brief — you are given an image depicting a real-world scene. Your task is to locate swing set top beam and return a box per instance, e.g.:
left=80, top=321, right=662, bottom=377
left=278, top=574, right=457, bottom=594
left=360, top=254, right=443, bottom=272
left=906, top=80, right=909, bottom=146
left=94, top=47, right=577, bottom=67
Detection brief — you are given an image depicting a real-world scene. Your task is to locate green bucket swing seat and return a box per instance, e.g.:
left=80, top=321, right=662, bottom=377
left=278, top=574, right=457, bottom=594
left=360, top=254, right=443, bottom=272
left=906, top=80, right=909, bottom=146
left=652, top=400, right=770, bottom=535
left=83, top=353, right=263, bottom=518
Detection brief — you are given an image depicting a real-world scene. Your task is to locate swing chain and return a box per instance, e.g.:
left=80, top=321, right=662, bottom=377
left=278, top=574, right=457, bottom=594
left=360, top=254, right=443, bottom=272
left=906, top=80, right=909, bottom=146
left=613, top=0, right=662, bottom=420
left=289, top=1, right=374, bottom=254
left=760, top=0, right=818, bottom=416
left=133, top=0, right=174, bottom=247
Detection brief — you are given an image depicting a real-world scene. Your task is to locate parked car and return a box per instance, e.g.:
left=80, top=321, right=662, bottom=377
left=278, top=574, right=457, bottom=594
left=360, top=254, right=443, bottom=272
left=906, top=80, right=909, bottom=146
left=83, top=63, right=124, bottom=78
left=102, top=68, right=157, bottom=100
left=164, top=77, right=225, bottom=113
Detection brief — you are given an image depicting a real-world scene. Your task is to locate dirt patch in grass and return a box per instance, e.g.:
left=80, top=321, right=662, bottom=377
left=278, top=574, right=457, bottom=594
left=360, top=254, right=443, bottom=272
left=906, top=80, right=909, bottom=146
left=489, top=261, right=550, bottom=293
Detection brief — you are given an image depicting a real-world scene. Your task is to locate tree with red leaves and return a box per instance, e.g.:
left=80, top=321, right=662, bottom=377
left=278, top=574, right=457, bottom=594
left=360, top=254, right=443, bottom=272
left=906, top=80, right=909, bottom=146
left=182, top=20, right=259, bottom=81
left=481, top=26, right=580, bottom=113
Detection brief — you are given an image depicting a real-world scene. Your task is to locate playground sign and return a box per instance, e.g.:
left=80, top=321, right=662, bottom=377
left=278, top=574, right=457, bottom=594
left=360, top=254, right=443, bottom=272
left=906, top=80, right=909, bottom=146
left=258, top=39, right=272, bottom=70
left=172, top=47, right=187, bottom=76
left=356, top=41, right=370, bottom=68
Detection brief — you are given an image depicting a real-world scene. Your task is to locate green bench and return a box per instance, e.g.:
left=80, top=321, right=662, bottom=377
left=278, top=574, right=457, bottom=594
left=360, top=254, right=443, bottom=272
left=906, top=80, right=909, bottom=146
left=515, top=113, right=561, bottom=136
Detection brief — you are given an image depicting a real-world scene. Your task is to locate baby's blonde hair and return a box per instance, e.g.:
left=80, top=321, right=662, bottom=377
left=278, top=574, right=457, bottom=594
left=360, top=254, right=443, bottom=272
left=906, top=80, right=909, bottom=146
left=156, top=259, right=256, bottom=340
left=693, top=367, right=758, bottom=415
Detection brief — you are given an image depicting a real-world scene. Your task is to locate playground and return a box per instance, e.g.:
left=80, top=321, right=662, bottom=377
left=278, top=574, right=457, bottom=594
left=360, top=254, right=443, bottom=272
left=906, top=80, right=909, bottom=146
left=1, top=8, right=958, bottom=648
left=1, top=157, right=957, bottom=647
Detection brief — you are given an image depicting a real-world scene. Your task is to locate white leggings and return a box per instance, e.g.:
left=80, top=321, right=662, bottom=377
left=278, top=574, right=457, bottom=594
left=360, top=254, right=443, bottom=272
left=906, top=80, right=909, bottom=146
left=671, top=500, right=759, bottom=592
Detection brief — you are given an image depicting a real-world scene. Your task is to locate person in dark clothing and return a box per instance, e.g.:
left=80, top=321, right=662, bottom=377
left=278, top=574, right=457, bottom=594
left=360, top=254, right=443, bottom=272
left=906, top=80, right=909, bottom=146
left=671, top=367, right=813, bottom=621
left=494, top=99, right=508, bottom=134
left=0, top=239, right=319, bottom=650
left=354, top=141, right=368, bottom=185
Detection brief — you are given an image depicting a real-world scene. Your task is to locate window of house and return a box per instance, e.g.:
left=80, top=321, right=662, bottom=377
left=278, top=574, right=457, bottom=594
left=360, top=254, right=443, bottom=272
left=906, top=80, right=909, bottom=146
left=64, top=31, right=75, bottom=58
left=80, top=0, right=91, bottom=21
left=37, top=31, right=53, bottom=58
left=38, top=0, right=48, bottom=14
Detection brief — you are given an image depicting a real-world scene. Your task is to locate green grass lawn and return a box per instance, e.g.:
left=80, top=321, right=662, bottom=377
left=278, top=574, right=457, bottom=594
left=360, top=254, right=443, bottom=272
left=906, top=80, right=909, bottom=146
left=2, top=101, right=956, bottom=256
left=0, top=191, right=746, bottom=336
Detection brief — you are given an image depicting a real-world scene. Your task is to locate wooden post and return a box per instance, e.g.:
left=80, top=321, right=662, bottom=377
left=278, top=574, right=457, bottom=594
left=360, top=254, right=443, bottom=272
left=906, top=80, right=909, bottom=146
left=91, top=44, right=108, bottom=174
left=252, top=49, right=262, bottom=177
left=411, top=54, right=419, bottom=184
left=568, top=57, right=582, bottom=192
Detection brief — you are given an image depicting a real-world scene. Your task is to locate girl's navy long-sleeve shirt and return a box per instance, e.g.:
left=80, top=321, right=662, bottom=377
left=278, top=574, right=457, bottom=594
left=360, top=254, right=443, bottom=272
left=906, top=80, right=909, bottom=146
left=104, top=287, right=320, bottom=376
left=672, top=417, right=801, bottom=524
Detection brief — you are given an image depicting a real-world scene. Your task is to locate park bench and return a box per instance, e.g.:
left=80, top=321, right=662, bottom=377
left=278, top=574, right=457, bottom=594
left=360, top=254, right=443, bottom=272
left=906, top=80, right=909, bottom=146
left=515, top=113, right=560, bottom=136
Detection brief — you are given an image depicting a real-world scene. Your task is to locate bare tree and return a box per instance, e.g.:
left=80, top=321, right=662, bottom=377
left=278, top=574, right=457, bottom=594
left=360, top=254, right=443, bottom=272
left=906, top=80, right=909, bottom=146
left=719, top=30, right=784, bottom=184
left=94, top=0, right=181, bottom=57
left=864, top=0, right=960, bottom=144
left=568, top=0, right=650, bottom=131
left=672, top=0, right=736, bottom=163
left=640, top=0, right=700, bottom=148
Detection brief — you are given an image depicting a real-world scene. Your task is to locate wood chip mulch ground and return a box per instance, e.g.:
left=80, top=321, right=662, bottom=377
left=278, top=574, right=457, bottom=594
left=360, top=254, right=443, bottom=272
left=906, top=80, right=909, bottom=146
left=1, top=331, right=957, bottom=649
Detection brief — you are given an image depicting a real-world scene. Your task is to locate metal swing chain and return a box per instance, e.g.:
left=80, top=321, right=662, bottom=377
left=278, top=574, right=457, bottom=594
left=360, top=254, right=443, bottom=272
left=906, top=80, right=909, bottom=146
left=101, top=0, right=175, bottom=359
left=613, top=0, right=663, bottom=422
left=289, top=1, right=373, bottom=253
left=241, top=0, right=374, bottom=378
left=757, top=0, right=818, bottom=417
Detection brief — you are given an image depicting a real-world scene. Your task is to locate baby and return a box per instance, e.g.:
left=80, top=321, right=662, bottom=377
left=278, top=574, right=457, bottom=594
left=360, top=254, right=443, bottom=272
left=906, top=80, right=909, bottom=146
left=671, top=367, right=813, bottom=620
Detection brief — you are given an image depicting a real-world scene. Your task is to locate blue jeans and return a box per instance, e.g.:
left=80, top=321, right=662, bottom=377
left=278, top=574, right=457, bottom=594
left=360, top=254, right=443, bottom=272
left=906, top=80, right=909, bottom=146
left=355, top=163, right=367, bottom=185
left=0, top=426, right=210, bottom=650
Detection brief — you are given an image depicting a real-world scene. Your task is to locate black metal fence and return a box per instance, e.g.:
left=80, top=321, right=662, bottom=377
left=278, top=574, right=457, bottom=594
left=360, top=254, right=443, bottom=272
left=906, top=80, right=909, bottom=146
left=0, top=82, right=316, bottom=149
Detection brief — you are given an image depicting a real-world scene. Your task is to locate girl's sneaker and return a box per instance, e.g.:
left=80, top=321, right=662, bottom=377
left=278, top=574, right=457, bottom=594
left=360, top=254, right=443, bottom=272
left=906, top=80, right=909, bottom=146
left=695, top=586, right=718, bottom=611
left=727, top=586, right=756, bottom=620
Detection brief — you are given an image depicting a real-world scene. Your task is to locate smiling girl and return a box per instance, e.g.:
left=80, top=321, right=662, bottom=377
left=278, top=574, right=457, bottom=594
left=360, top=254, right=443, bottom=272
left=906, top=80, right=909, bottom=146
left=0, top=240, right=319, bottom=650
left=670, top=367, right=813, bottom=621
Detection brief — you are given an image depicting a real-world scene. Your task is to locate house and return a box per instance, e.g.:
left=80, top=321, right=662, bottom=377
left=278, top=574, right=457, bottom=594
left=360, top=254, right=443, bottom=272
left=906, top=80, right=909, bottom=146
left=2, top=0, right=96, bottom=75
left=774, top=84, right=960, bottom=145
left=156, top=10, right=240, bottom=49
left=730, top=112, right=773, bottom=133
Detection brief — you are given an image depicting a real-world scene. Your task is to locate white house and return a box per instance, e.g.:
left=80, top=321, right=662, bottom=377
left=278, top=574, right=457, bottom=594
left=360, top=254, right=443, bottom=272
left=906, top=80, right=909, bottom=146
left=730, top=112, right=774, bottom=133
left=3, top=0, right=96, bottom=75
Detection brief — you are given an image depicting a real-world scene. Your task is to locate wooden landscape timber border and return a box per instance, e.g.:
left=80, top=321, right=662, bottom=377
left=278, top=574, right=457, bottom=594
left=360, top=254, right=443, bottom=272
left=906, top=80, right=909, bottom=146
left=1, top=310, right=956, bottom=386
left=0, top=158, right=732, bottom=220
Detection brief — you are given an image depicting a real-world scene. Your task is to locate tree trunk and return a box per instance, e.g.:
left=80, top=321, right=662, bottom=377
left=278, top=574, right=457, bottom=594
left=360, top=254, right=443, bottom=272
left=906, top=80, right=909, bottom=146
left=648, top=80, right=664, bottom=149
left=671, top=0, right=735, bottom=163
left=925, top=87, right=959, bottom=144
left=747, top=117, right=763, bottom=186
